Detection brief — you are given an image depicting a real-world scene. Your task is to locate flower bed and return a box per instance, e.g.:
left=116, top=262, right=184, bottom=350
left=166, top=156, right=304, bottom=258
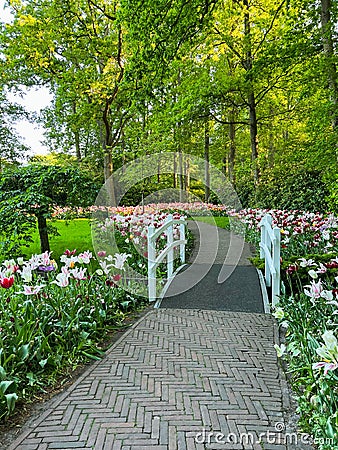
left=52, top=202, right=230, bottom=220
left=0, top=208, right=191, bottom=419
left=0, top=249, right=145, bottom=418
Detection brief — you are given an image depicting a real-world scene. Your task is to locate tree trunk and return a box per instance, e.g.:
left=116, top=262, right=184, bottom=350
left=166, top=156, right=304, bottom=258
left=72, top=102, right=82, bottom=161
left=173, top=152, right=177, bottom=188
left=103, top=149, right=116, bottom=206
left=248, top=93, right=259, bottom=183
left=243, top=0, right=259, bottom=184
left=185, top=156, right=190, bottom=195
left=37, top=215, right=50, bottom=253
left=204, top=119, right=210, bottom=202
left=222, top=156, right=227, bottom=177
left=178, top=149, right=184, bottom=202
left=321, top=0, right=338, bottom=129
left=102, top=101, right=116, bottom=206
left=228, top=110, right=236, bottom=184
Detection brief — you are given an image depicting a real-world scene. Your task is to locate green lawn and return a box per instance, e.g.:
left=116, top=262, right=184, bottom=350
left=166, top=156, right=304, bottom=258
left=21, top=216, right=230, bottom=262
left=22, top=219, right=93, bottom=262
left=192, top=216, right=230, bottom=229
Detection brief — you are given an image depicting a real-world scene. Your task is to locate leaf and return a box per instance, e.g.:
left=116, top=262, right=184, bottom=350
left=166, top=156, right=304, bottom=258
left=5, top=393, right=18, bottom=414
left=0, top=366, right=6, bottom=380
left=17, top=344, right=30, bottom=361
left=0, top=381, right=15, bottom=395
left=39, top=358, right=49, bottom=368
left=26, top=372, right=37, bottom=386
left=325, top=418, right=335, bottom=439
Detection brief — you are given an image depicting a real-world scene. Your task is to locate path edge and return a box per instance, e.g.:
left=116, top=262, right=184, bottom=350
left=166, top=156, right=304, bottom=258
left=6, top=309, right=156, bottom=450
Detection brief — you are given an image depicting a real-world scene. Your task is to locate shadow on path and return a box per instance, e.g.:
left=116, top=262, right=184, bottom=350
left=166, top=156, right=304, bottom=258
left=159, top=220, right=265, bottom=313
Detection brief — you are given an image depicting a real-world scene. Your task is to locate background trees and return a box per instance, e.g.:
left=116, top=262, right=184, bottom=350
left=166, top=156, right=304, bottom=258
left=0, top=0, right=337, bottom=212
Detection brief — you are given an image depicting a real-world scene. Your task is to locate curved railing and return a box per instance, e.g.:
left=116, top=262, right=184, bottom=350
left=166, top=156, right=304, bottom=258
left=147, top=214, right=186, bottom=303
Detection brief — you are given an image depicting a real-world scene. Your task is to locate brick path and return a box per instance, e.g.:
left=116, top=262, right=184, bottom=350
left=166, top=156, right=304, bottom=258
left=8, top=308, right=301, bottom=450
left=6, top=222, right=312, bottom=449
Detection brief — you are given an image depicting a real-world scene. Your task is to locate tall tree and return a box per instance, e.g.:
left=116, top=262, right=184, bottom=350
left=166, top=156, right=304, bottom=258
left=320, top=0, right=338, bottom=129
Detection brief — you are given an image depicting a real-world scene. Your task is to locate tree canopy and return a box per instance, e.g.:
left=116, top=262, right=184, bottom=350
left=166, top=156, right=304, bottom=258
left=0, top=0, right=337, bottom=212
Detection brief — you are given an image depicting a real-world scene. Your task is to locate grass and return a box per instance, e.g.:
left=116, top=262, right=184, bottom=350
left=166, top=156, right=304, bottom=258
left=192, top=216, right=230, bottom=229
left=21, top=215, right=230, bottom=262
left=22, top=219, right=93, bottom=262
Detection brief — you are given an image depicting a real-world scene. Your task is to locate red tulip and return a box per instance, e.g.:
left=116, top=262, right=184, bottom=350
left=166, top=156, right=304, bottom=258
left=0, top=276, right=14, bottom=289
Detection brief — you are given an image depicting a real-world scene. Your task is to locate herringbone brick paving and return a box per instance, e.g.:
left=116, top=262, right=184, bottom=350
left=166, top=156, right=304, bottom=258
left=7, top=308, right=304, bottom=450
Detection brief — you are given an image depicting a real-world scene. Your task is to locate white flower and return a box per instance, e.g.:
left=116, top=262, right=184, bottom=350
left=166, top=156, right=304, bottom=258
left=99, top=260, right=113, bottom=275
left=42, top=251, right=52, bottom=266
left=20, top=284, right=45, bottom=295
left=313, top=330, right=338, bottom=375
left=322, top=330, right=338, bottom=351
left=70, top=267, right=87, bottom=280
left=299, top=258, right=316, bottom=267
left=308, top=270, right=318, bottom=279
left=274, top=343, right=286, bottom=358
left=316, top=263, right=327, bottom=274
left=321, top=290, right=334, bottom=301
left=60, top=255, right=78, bottom=267
left=52, top=273, right=70, bottom=287
left=304, top=280, right=323, bottom=300
left=112, top=253, right=131, bottom=270
left=272, top=307, right=285, bottom=320
left=322, top=230, right=330, bottom=240
left=78, top=251, right=92, bottom=264
left=20, top=266, right=33, bottom=283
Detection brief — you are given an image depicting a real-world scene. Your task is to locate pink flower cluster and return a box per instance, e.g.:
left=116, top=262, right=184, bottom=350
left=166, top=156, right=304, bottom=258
left=52, top=202, right=230, bottom=219
left=227, top=208, right=338, bottom=253
left=97, top=211, right=185, bottom=253
left=0, top=248, right=131, bottom=295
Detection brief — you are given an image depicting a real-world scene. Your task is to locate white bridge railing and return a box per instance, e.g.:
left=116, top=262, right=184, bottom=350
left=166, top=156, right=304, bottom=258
left=147, top=214, right=186, bottom=303
left=259, top=214, right=281, bottom=307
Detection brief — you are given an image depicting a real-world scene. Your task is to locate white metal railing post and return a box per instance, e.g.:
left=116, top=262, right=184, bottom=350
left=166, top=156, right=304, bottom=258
left=260, top=218, right=265, bottom=259
left=147, top=215, right=187, bottom=303
left=147, top=224, right=157, bottom=302
left=179, top=222, right=185, bottom=264
left=265, top=215, right=272, bottom=287
left=259, top=214, right=281, bottom=307
left=166, top=214, right=174, bottom=279
left=272, top=227, right=281, bottom=308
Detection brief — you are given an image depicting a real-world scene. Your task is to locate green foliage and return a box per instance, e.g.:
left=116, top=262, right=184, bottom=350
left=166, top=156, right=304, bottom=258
left=0, top=255, right=146, bottom=418
left=276, top=285, right=338, bottom=447
left=0, top=91, right=30, bottom=165
left=0, top=165, right=99, bottom=258
left=1, top=0, right=337, bottom=211
left=255, top=168, right=330, bottom=212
